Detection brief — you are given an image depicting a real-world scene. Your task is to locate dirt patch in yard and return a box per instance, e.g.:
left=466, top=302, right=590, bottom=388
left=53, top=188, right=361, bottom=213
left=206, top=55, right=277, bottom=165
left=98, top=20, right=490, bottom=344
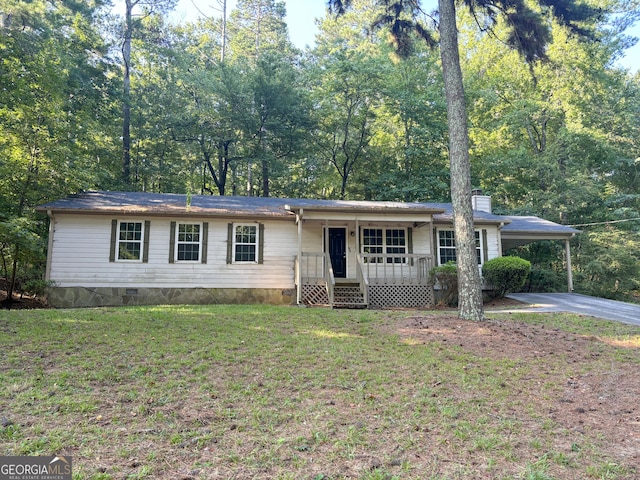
left=0, top=279, right=49, bottom=309
left=390, top=313, right=640, bottom=474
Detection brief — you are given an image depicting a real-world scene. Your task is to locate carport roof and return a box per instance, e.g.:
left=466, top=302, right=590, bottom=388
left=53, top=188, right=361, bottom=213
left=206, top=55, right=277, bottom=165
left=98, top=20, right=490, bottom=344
left=500, top=216, right=580, bottom=250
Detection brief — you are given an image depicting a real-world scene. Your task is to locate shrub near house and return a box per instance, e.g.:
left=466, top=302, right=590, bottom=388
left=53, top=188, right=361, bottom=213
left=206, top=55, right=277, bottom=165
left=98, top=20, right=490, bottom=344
left=482, top=256, right=531, bottom=298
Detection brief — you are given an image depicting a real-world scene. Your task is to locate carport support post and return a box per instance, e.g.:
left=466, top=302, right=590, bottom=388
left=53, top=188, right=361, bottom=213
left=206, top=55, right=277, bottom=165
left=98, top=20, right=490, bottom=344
left=565, top=238, right=573, bottom=292
left=296, top=209, right=303, bottom=305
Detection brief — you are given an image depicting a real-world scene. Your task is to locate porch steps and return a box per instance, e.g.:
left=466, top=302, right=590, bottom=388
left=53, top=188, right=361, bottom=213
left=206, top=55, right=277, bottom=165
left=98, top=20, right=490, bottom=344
left=333, top=283, right=367, bottom=309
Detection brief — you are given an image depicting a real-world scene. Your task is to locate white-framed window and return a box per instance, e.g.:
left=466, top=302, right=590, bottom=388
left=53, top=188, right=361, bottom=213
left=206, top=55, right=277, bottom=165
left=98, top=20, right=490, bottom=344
left=117, top=221, right=144, bottom=261
left=233, top=224, right=258, bottom=263
left=362, top=228, right=407, bottom=263
left=437, top=230, right=482, bottom=265
left=175, top=223, right=202, bottom=262
left=385, top=229, right=407, bottom=264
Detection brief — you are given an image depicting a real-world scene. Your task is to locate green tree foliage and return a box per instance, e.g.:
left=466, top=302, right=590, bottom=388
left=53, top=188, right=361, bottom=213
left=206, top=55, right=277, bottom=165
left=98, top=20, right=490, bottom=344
left=0, top=0, right=114, bottom=213
left=310, top=0, right=449, bottom=200
left=119, top=0, right=179, bottom=185
left=463, top=0, right=640, bottom=301
left=227, top=0, right=296, bottom=61
left=355, top=40, right=449, bottom=202
left=574, top=225, right=640, bottom=300
left=0, top=218, right=45, bottom=307
left=2, top=0, right=640, bottom=304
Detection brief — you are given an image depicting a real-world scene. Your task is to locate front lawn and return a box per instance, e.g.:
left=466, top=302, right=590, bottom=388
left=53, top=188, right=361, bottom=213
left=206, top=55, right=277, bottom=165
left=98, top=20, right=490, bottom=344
left=1, top=305, right=639, bottom=479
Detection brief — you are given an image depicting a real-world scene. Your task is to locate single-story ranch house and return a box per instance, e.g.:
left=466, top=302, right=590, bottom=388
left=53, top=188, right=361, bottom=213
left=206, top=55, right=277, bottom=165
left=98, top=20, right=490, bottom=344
left=35, top=191, right=580, bottom=308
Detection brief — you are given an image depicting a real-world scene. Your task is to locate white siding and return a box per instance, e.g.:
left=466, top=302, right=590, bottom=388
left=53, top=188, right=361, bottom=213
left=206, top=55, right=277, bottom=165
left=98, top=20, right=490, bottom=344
left=48, top=214, right=297, bottom=289
left=483, top=225, right=501, bottom=261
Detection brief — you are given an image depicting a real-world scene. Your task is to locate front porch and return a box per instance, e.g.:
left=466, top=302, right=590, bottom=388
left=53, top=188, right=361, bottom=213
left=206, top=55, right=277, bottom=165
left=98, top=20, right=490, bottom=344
left=287, top=202, right=443, bottom=309
left=297, top=252, right=435, bottom=308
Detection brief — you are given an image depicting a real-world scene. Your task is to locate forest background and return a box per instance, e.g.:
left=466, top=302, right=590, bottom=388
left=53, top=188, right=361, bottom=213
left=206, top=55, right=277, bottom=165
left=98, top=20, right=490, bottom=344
left=1, top=0, right=639, bottom=303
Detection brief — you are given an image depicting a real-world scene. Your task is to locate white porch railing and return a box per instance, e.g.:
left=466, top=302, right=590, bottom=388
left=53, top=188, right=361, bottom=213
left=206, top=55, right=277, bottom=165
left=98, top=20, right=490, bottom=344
left=358, top=254, right=434, bottom=285
left=300, top=252, right=335, bottom=305
left=355, top=255, right=369, bottom=306
left=299, top=252, right=434, bottom=306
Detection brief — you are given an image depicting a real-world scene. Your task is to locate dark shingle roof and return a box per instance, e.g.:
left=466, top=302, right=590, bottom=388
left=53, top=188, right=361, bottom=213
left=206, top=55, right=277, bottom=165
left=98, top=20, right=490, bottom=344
left=35, top=191, right=579, bottom=238
left=35, top=191, right=446, bottom=217
left=501, top=216, right=580, bottom=236
left=430, top=202, right=512, bottom=224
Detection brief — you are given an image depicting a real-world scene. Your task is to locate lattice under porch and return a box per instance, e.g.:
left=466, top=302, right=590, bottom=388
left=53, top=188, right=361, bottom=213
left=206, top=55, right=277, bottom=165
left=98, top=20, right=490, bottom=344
left=301, top=283, right=434, bottom=308
left=368, top=284, right=434, bottom=308
left=302, top=284, right=329, bottom=306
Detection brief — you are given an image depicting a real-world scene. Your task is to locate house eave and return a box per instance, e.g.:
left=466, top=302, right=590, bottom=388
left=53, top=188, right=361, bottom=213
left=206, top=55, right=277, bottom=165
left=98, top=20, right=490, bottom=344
left=34, top=208, right=295, bottom=220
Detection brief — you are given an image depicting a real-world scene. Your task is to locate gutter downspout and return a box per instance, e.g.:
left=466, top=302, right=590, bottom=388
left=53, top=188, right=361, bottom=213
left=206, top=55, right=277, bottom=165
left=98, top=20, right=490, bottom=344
left=497, top=222, right=505, bottom=257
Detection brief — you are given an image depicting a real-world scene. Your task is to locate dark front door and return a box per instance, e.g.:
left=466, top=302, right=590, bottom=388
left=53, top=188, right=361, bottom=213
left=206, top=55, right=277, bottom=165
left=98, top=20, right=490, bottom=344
left=328, top=228, right=347, bottom=278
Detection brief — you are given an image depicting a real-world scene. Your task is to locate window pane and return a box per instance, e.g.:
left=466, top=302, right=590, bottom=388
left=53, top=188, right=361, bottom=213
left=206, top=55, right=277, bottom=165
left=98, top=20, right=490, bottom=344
left=236, top=225, right=256, bottom=243
left=438, top=230, right=456, bottom=264
left=119, top=242, right=141, bottom=260
left=120, top=222, right=141, bottom=241
left=362, top=228, right=383, bottom=263
left=234, top=225, right=257, bottom=262
left=176, top=224, right=201, bottom=261
left=386, top=229, right=406, bottom=263
left=177, top=243, right=199, bottom=261
left=118, top=222, right=142, bottom=260
left=363, top=228, right=383, bottom=245
left=438, top=230, right=482, bottom=265
left=178, top=224, right=200, bottom=243
left=235, top=244, right=256, bottom=262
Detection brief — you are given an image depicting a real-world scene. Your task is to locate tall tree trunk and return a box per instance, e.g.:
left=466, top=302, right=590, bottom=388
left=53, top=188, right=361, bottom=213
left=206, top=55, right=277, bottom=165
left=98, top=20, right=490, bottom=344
left=122, top=0, right=133, bottom=186
left=262, top=158, right=269, bottom=197
left=438, top=0, right=485, bottom=321
left=5, top=247, right=19, bottom=307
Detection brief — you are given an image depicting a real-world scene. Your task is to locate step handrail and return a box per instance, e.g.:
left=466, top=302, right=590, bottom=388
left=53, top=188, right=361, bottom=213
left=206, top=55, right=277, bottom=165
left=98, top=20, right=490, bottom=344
left=323, top=252, right=335, bottom=306
left=356, top=254, right=369, bottom=306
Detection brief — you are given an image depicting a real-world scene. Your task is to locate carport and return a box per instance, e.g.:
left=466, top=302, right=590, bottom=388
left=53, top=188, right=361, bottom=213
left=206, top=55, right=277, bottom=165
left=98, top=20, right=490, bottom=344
left=500, top=216, right=581, bottom=292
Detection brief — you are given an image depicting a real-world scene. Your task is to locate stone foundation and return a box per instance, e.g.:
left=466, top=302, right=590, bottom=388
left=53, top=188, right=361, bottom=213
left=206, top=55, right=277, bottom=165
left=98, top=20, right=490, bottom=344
left=47, top=286, right=296, bottom=309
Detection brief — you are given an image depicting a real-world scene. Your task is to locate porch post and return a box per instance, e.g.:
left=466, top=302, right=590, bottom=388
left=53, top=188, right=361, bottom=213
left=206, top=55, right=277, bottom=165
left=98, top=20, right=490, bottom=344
left=565, top=238, right=574, bottom=292
left=296, top=209, right=303, bottom=304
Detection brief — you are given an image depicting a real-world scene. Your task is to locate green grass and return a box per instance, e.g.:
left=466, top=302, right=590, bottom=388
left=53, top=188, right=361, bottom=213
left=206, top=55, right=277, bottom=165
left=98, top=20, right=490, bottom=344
left=0, top=305, right=638, bottom=479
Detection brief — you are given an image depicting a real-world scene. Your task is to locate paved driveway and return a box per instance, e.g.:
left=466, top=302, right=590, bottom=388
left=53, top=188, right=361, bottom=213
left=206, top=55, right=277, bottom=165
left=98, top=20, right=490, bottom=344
left=504, top=292, right=640, bottom=326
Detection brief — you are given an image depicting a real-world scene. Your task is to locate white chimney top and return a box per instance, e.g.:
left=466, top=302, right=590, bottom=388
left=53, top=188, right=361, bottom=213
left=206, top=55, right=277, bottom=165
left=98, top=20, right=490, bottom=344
left=471, top=190, right=492, bottom=213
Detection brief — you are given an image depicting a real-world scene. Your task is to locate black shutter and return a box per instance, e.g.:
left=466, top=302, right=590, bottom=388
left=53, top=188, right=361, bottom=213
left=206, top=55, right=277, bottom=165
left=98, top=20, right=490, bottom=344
left=226, top=223, right=233, bottom=264
left=142, top=221, right=150, bottom=263
left=169, top=221, right=176, bottom=263
left=109, top=219, right=117, bottom=262
left=202, top=222, right=208, bottom=264
left=258, top=223, right=265, bottom=264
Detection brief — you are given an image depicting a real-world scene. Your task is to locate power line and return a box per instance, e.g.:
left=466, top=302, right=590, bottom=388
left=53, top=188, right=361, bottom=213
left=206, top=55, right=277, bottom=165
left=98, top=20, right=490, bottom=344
left=569, top=217, right=640, bottom=228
